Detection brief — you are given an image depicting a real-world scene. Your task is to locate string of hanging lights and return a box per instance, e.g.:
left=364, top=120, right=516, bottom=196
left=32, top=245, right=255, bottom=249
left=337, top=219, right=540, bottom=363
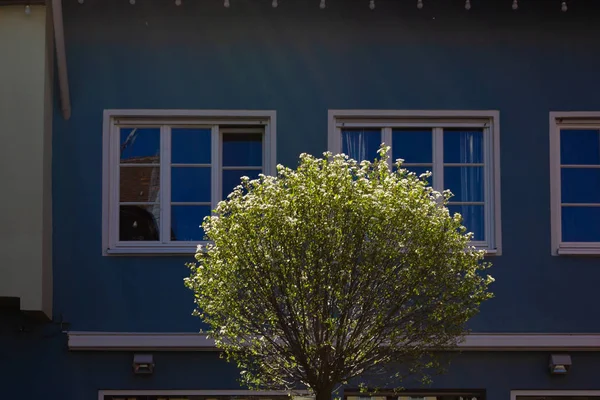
left=69, top=0, right=572, bottom=13
left=406, top=0, right=569, bottom=12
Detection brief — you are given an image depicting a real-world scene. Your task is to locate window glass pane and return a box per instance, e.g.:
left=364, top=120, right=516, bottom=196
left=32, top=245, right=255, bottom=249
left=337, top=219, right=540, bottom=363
left=119, top=205, right=160, bottom=241
left=171, top=167, right=211, bottom=202
left=120, top=127, right=160, bottom=164
left=342, top=129, right=381, bottom=161
left=561, top=129, right=600, bottom=165
left=120, top=166, right=160, bottom=202
left=561, top=168, right=600, bottom=203
left=562, top=206, right=600, bottom=242
left=448, top=204, right=485, bottom=241
left=443, top=129, right=484, bottom=164
left=444, top=166, right=484, bottom=202
left=222, top=169, right=262, bottom=199
left=392, top=129, right=432, bottom=164
left=223, top=133, right=263, bottom=167
left=171, top=205, right=211, bottom=241
left=172, top=128, right=211, bottom=164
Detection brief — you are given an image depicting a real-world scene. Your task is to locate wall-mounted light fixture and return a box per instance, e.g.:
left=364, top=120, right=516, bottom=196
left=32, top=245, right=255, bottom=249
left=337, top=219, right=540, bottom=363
left=133, top=354, right=154, bottom=374
left=549, top=354, right=571, bottom=375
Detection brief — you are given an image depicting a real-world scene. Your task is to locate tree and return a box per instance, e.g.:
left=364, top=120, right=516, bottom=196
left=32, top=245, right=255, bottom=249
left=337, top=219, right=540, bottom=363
left=185, top=147, right=493, bottom=400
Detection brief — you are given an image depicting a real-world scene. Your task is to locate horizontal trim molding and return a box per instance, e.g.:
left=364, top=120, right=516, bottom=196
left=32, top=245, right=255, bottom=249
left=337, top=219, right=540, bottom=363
left=68, top=332, right=600, bottom=352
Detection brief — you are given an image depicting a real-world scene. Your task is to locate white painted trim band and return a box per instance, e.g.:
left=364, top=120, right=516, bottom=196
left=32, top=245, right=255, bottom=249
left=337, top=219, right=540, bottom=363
left=69, top=332, right=600, bottom=351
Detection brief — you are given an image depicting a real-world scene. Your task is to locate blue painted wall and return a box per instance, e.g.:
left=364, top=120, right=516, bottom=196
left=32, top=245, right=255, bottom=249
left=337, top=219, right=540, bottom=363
left=51, top=0, right=600, bottom=335
left=1, top=2, right=599, bottom=398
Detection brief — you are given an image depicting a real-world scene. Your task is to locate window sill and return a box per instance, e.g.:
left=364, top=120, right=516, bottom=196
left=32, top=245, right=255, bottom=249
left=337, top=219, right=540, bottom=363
left=105, top=246, right=201, bottom=256
left=482, top=248, right=499, bottom=256
left=556, top=246, right=600, bottom=256
left=470, top=242, right=499, bottom=256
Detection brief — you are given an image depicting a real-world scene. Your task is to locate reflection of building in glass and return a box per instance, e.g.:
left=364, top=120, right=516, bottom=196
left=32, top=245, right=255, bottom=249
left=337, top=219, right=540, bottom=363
left=119, top=155, right=161, bottom=241
left=119, top=205, right=159, bottom=241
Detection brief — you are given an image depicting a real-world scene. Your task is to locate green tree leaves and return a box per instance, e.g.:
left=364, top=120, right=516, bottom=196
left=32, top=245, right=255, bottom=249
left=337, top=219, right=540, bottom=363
left=185, top=147, right=493, bottom=399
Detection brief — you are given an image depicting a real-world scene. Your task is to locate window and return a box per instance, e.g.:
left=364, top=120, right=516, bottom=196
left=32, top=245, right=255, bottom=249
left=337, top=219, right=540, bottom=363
left=550, top=112, right=600, bottom=255
left=102, top=110, right=276, bottom=255
left=328, top=110, right=501, bottom=253
left=346, top=391, right=485, bottom=400
left=104, top=396, right=290, bottom=400
left=512, top=390, right=600, bottom=400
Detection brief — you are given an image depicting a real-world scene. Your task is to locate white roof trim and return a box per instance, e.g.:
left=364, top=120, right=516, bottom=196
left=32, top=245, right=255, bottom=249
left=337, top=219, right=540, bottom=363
left=68, top=332, right=600, bottom=351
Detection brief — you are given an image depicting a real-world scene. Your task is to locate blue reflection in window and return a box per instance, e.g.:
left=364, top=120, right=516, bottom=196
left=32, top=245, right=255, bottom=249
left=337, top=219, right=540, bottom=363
left=444, top=166, right=484, bottom=202
left=172, top=128, right=211, bottom=164
left=448, top=204, right=485, bottom=241
left=342, top=129, right=381, bottom=161
left=561, top=129, right=600, bottom=165
left=562, top=206, right=600, bottom=242
left=171, top=205, right=212, bottom=241
left=222, top=169, right=262, bottom=199
left=561, top=168, right=600, bottom=204
left=392, top=129, right=432, bottom=164
left=444, top=129, right=483, bottom=164
left=171, top=167, right=211, bottom=202
left=223, top=133, right=263, bottom=167
left=120, top=128, right=160, bottom=163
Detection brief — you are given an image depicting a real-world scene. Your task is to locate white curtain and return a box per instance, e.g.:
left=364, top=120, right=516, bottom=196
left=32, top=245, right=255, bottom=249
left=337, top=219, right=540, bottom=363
left=342, top=129, right=381, bottom=161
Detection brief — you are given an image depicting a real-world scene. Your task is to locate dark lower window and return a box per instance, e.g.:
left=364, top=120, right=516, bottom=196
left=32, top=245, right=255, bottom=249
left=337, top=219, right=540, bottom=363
left=517, top=397, right=600, bottom=400
left=345, top=390, right=485, bottom=400
left=105, top=396, right=290, bottom=400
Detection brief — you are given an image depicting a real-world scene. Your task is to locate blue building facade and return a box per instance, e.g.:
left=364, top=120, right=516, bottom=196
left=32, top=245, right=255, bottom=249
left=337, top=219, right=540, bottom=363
left=2, top=0, right=600, bottom=399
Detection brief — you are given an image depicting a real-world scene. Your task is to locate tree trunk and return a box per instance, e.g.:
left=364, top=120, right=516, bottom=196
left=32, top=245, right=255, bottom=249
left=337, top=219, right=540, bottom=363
left=314, top=386, right=334, bottom=400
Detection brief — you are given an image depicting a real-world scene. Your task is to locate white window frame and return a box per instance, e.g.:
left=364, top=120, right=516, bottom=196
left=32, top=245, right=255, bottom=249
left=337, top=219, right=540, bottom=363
left=550, top=111, right=600, bottom=255
left=511, top=391, right=600, bottom=400
left=102, top=109, right=277, bottom=256
left=328, top=110, right=501, bottom=255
